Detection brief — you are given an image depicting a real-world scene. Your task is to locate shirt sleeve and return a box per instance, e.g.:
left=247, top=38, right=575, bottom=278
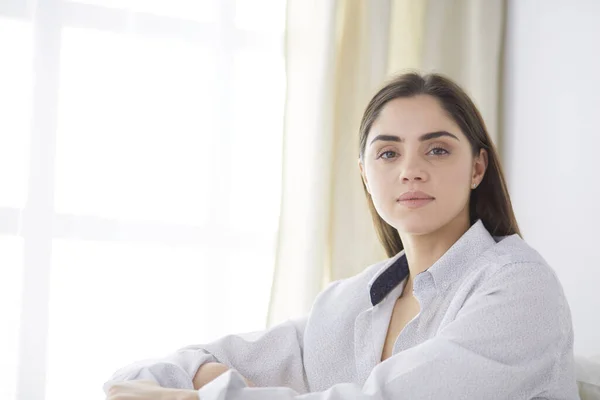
left=102, top=316, right=309, bottom=395
left=195, top=262, right=579, bottom=400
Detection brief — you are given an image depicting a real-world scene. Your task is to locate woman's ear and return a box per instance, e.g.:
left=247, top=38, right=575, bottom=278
left=358, top=158, right=371, bottom=194
left=471, top=148, right=488, bottom=187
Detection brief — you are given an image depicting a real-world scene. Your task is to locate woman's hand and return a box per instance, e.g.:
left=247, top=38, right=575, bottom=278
left=193, top=362, right=256, bottom=389
left=106, top=380, right=197, bottom=400
left=106, top=364, right=257, bottom=400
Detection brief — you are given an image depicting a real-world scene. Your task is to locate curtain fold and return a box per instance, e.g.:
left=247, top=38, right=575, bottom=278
left=268, top=0, right=506, bottom=326
left=419, top=0, right=506, bottom=144
left=267, top=0, right=340, bottom=325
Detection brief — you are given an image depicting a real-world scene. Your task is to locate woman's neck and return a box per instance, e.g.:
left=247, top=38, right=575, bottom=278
left=400, top=214, right=471, bottom=296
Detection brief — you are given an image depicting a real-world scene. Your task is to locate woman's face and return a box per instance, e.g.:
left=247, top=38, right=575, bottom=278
left=360, top=95, right=487, bottom=236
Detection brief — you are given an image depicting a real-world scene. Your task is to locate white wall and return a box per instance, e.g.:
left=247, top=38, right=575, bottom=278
left=504, top=0, right=600, bottom=357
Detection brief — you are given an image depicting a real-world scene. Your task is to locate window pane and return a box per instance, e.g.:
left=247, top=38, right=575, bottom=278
left=235, top=0, right=286, bottom=32
left=217, top=243, right=276, bottom=334
left=65, top=0, right=218, bottom=22
left=0, top=17, right=33, bottom=209
left=55, top=27, right=218, bottom=225
left=46, top=240, right=214, bottom=400
left=0, top=236, right=24, bottom=400
left=46, top=239, right=273, bottom=400
left=227, top=50, right=285, bottom=234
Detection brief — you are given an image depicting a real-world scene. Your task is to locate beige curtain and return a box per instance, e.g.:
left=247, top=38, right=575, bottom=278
left=404, top=0, right=506, bottom=144
left=267, top=0, right=506, bottom=326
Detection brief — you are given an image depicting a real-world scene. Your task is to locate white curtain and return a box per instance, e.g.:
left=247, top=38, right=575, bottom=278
left=268, top=0, right=506, bottom=325
left=267, top=0, right=391, bottom=325
left=419, top=0, right=505, bottom=144
left=0, top=1, right=286, bottom=400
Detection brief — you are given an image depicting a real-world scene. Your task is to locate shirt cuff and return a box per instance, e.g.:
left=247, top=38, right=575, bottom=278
left=196, top=369, right=248, bottom=400
left=103, top=362, right=194, bottom=394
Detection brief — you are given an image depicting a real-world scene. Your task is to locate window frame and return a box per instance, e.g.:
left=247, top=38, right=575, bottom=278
left=0, top=1, right=284, bottom=398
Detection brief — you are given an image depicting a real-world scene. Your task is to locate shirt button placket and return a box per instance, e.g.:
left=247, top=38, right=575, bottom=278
left=394, top=272, right=435, bottom=353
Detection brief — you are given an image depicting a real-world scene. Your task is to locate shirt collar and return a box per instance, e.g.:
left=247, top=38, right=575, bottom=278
left=368, top=251, right=409, bottom=306
left=368, top=219, right=498, bottom=306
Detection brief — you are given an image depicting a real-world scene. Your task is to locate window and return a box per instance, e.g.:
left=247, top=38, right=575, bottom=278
left=0, top=1, right=286, bottom=399
left=0, top=16, right=32, bottom=210
left=0, top=237, right=24, bottom=400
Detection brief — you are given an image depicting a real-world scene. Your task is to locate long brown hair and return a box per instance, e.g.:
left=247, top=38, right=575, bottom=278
left=359, top=72, right=520, bottom=257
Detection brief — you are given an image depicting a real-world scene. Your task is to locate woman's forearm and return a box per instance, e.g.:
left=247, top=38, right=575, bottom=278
left=192, top=362, right=255, bottom=390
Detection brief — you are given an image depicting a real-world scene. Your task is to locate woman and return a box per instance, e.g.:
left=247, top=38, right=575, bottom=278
left=104, top=73, right=580, bottom=400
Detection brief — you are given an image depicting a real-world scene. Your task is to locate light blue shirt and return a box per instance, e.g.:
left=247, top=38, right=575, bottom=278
left=104, top=220, right=580, bottom=399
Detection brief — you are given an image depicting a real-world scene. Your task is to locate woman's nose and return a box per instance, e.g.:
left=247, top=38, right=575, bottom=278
left=399, top=156, right=428, bottom=183
left=402, top=174, right=424, bottom=182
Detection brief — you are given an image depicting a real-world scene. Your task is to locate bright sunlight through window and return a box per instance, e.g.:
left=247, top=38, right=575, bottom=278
left=0, top=1, right=286, bottom=399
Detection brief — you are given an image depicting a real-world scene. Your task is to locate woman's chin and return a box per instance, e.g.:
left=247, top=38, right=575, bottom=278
left=389, top=214, right=440, bottom=236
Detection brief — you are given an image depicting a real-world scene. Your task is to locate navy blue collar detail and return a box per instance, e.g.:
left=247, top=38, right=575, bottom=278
left=369, top=255, right=409, bottom=306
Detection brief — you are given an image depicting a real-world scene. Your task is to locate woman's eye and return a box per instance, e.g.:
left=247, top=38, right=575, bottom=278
left=378, top=150, right=398, bottom=160
left=428, top=147, right=450, bottom=156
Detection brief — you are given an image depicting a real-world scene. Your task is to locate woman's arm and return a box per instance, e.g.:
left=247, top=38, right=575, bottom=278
left=181, top=261, right=578, bottom=400
left=103, top=316, right=308, bottom=395
left=193, top=362, right=255, bottom=389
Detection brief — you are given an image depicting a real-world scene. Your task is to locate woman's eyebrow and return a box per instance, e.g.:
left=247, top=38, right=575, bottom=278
left=420, top=131, right=459, bottom=142
left=369, top=131, right=459, bottom=146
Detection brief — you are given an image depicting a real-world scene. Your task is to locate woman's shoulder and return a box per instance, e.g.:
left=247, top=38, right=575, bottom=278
left=474, top=233, right=564, bottom=294
left=486, top=233, right=549, bottom=267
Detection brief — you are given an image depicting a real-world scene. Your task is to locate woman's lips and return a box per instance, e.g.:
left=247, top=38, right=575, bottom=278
left=397, top=198, right=434, bottom=209
left=396, top=191, right=435, bottom=209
